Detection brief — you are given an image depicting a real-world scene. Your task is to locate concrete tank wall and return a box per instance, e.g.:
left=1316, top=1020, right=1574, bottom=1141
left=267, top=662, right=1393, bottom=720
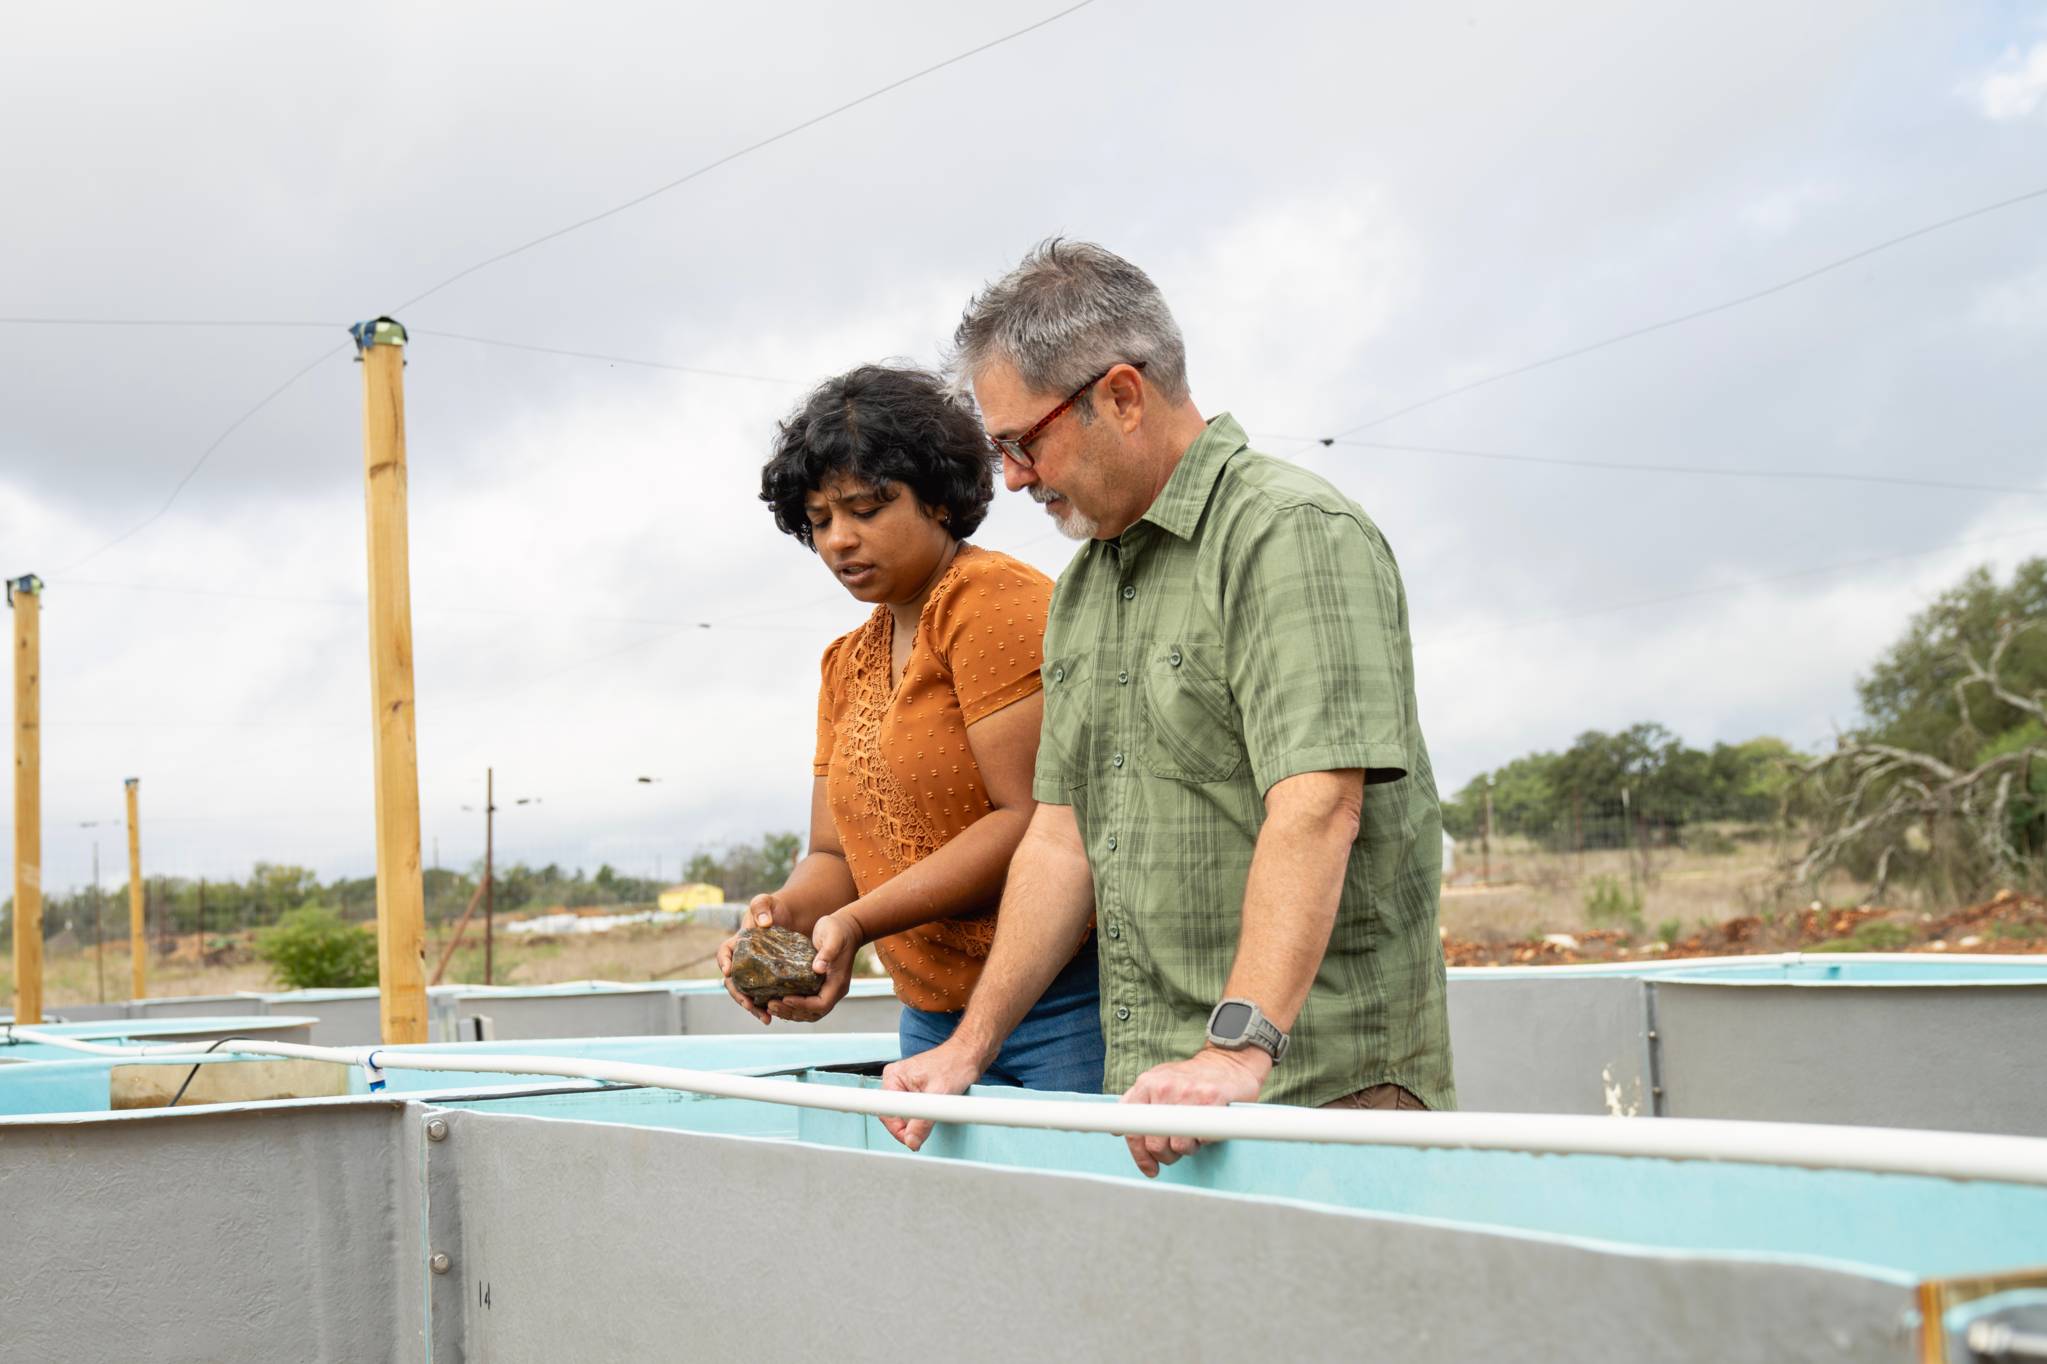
left=0, top=1102, right=421, bottom=1363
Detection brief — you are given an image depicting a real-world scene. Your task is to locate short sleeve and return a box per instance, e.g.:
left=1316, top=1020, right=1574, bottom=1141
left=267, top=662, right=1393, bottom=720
left=813, top=636, right=849, bottom=776
left=929, top=555, right=1052, bottom=726
left=1222, top=505, right=1413, bottom=794
left=1029, top=571, right=1085, bottom=805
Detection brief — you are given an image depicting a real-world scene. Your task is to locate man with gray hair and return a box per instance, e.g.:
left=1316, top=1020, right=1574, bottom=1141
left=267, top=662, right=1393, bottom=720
left=880, top=240, right=1454, bottom=1175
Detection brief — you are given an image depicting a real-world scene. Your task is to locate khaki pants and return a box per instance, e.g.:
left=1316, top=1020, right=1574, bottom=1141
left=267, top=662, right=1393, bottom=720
left=1321, top=1082, right=1427, bottom=1111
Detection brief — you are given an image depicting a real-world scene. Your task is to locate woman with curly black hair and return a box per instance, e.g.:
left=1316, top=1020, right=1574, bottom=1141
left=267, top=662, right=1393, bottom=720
left=719, top=364, right=1102, bottom=1093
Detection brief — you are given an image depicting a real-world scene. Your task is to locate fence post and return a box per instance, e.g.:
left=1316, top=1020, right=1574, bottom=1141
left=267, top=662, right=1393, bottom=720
left=353, top=317, right=429, bottom=1044
left=125, top=777, right=145, bottom=998
left=9, top=575, right=43, bottom=1025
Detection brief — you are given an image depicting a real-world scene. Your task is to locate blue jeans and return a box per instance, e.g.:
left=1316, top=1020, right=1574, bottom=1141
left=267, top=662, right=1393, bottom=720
left=898, top=936, right=1104, bottom=1093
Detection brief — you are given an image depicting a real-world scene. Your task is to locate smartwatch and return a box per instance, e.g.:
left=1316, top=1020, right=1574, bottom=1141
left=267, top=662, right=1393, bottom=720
left=1205, top=997, right=1289, bottom=1064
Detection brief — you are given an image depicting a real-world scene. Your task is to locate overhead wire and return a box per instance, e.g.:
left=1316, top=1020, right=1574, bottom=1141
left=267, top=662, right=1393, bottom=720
left=1321, top=182, right=2047, bottom=440
left=0, top=317, right=337, bottom=329
left=1416, top=522, right=2047, bottom=649
left=1262, top=435, right=2047, bottom=498
left=21, top=2, right=1097, bottom=578
left=52, top=342, right=350, bottom=573
left=10, top=19, right=2040, bottom=853
left=411, top=330, right=799, bottom=385
left=61, top=577, right=844, bottom=629
left=385, top=0, right=1098, bottom=313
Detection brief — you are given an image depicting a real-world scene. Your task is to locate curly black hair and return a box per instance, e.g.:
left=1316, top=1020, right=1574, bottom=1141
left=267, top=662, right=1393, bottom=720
left=761, top=364, right=996, bottom=550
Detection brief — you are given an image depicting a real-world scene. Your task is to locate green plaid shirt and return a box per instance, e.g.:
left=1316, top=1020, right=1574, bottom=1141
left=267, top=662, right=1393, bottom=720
left=1034, top=415, right=1454, bottom=1109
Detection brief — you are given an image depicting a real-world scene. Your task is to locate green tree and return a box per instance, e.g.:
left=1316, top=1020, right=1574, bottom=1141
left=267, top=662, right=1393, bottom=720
left=1858, top=559, right=2047, bottom=758
left=1795, top=559, right=2047, bottom=899
left=256, top=905, right=379, bottom=989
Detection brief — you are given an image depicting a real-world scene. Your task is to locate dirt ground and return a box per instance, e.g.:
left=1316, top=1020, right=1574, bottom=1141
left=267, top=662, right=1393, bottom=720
left=14, top=878, right=2046, bottom=1007
left=1443, top=889, right=2047, bottom=967
left=14, top=914, right=747, bottom=1010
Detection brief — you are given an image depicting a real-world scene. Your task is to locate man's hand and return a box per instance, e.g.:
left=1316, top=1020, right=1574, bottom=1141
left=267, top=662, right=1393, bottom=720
left=766, top=911, right=862, bottom=1023
left=1117, top=1046, right=1272, bottom=1178
left=878, top=1040, right=985, bottom=1151
left=716, top=893, right=790, bottom=1026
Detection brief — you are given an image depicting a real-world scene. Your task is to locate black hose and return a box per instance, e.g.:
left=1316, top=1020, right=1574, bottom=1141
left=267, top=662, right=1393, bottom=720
left=164, top=1038, right=236, bottom=1108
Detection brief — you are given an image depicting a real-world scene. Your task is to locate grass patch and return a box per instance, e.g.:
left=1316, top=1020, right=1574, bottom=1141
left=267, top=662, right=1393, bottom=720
left=1812, top=920, right=1916, bottom=953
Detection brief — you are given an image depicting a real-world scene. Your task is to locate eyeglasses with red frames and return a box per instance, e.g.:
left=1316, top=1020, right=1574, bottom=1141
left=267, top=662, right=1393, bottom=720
left=986, top=361, right=1146, bottom=469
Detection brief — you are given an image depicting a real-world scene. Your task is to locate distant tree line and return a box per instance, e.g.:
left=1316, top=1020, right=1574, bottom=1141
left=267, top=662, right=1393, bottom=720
left=1794, top=558, right=2045, bottom=900
left=3, top=831, right=805, bottom=943
left=1445, top=558, right=2045, bottom=902
left=1442, top=724, right=1804, bottom=848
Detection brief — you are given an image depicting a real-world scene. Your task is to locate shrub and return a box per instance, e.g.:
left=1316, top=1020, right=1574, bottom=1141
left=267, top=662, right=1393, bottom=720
left=1584, top=874, right=1645, bottom=932
left=1656, top=918, right=1683, bottom=946
left=257, top=906, right=379, bottom=989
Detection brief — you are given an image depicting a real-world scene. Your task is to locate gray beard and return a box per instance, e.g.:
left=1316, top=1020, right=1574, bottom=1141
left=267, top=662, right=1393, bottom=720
left=1032, top=488, right=1098, bottom=541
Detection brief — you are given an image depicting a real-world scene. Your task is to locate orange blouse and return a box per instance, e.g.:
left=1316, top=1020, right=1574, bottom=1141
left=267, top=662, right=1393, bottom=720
left=813, top=545, right=1053, bottom=1012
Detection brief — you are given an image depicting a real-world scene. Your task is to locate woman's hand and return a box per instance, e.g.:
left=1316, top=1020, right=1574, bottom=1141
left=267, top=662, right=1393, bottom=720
left=766, top=910, right=865, bottom=1023
left=718, top=893, right=791, bottom=1026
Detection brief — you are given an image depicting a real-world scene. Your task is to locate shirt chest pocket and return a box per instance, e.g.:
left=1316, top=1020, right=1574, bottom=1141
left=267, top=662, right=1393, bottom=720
left=1042, top=653, right=1093, bottom=790
left=1140, top=642, right=1243, bottom=782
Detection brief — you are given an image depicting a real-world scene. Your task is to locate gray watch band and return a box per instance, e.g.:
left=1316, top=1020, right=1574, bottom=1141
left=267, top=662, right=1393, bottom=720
left=1205, top=997, right=1290, bottom=1064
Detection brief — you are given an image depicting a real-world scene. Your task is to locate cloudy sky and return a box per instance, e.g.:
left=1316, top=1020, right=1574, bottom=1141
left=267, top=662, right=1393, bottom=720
left=3, top=0, right=2044, bottom=895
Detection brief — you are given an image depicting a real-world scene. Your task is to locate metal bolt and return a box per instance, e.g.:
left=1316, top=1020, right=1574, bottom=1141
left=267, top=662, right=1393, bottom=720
left=1646, top=1030, right=1658, bottom=1041
left=430, top=1253, right=451, bottom=1276
left=426, top=1118, right=449, bottom=1142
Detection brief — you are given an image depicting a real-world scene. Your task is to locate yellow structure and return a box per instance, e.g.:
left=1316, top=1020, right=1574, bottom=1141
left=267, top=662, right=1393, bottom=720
left=657, top=882, right=725, bottom=914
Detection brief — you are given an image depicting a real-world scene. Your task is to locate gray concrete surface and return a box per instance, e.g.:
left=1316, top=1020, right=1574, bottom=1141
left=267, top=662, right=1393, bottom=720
left=1652, top=981, right=2047, bottom=1136
left=0, top=1101, right=420, bottom=1363
left=1447, top=975, right=1654, bottom=1115
left=441, top=987, right=681, bottom=1042
left=427, top=1106, right=1918, bottom=1362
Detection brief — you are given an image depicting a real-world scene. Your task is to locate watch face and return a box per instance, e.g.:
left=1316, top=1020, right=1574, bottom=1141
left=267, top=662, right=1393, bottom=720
left=1211, top=1001, right=1254, bottom=1041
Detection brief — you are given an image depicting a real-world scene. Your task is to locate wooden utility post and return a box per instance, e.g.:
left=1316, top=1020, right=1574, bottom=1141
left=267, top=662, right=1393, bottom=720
left=125, top=777, right=145, bottom=999
left=9, top=574, right=43, bottom=1025
left=92, top=840, right=105, bottom=1003
left=1481, top=776, right=1493, bottom=886
left=354, top=317, right=428, bottom=1044
left=484, top=767, right=495, bottom=986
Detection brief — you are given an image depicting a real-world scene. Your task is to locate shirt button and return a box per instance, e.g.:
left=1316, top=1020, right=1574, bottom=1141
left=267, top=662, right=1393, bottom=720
left=1120, top=584, right=1135, bottom=601
left=1106, top=834, right=1117, bottom=851
left=1052, top=665, right=1065, bottom=682
left=1112, top=752, right=1124, bottom=768
left=1168, top=650, right=1182, bottom=667
left=1115, top=1005, right=1131, bottom=1021
left=1117, top=670, right=1130, bottom=685
left=1107, top=923, right=1121, bottom=939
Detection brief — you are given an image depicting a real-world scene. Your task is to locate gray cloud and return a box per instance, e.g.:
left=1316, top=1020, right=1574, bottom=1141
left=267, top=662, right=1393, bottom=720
left=4, top=0, right=2044, bottom=894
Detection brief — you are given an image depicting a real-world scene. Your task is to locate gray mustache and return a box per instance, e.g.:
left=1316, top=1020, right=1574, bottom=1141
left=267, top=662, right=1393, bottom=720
left=1029, top=487, right=1060, bottom=505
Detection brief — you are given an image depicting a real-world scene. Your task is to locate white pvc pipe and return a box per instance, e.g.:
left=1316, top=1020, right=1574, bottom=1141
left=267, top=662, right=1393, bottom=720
left=10, top=1026, right=2047, bottom=1186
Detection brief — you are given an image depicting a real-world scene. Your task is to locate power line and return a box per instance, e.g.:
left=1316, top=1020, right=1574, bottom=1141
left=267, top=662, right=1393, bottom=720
left=1, top=318, right=804, bottom=384
left=60, top=577, right=844, bottom=629
left=413, top=330, right=800, bottom=385
left=15, top=7, right=1095, bottom=577
left=54, top=342, right=349, bottom=573
left=1326, top=182, right=2047, bottom=440
left=0, top=317, right=336, bottom=328
left=1418, top=522, right=2047, bottom=648
left=387, top=1, right=1098, bottom=313
left=1266, top=435, right=2047, bottom=498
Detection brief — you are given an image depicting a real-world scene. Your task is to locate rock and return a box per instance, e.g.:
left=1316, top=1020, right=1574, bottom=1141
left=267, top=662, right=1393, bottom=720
left=728, top=925, right=823, bottom=1005
left=1542, top=933, right=1579, bottom=951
